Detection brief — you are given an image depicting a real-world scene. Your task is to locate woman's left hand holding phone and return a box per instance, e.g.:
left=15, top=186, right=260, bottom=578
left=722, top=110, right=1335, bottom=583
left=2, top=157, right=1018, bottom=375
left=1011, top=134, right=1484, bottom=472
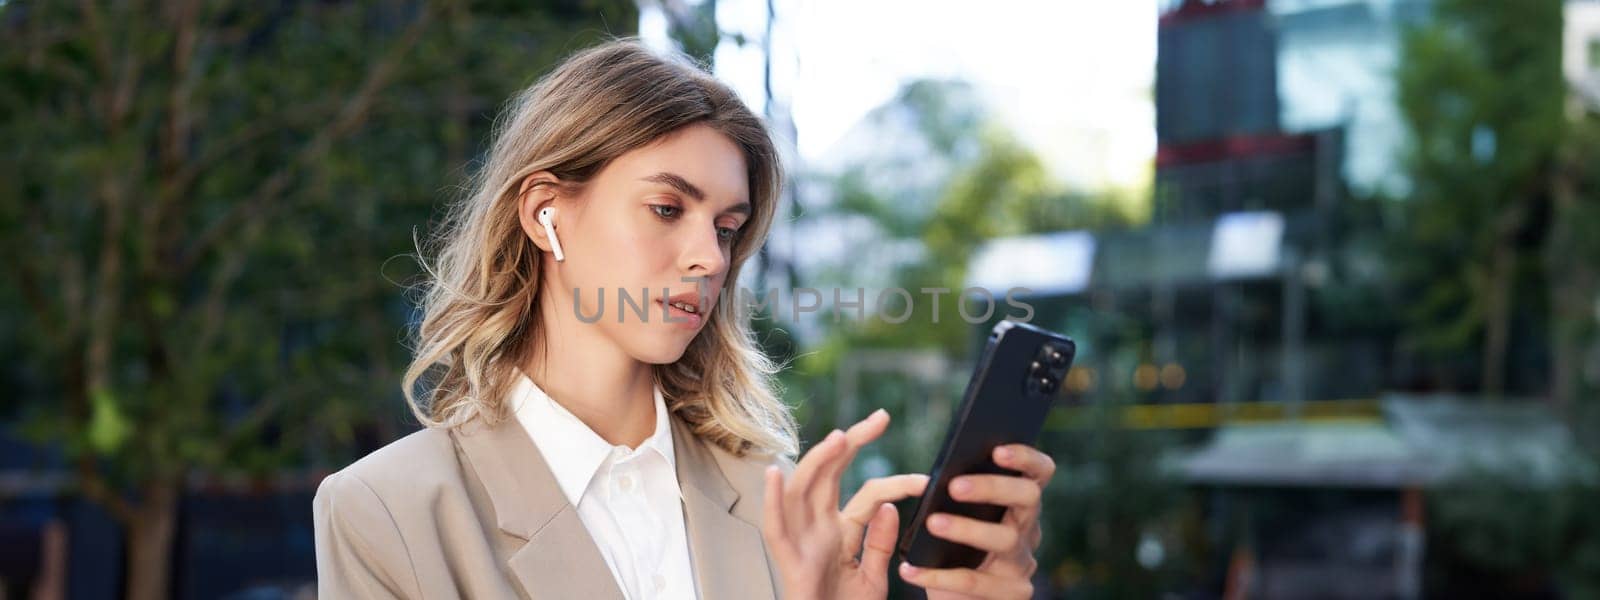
left=761, top=408, right=928, bottom=600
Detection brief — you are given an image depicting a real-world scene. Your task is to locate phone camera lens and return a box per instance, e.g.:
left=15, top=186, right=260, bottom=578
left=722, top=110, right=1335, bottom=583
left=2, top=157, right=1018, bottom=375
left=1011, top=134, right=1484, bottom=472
left=1038, top=377, right=1057, bottom=395
left=1046, top=348, right=1067, bottom=368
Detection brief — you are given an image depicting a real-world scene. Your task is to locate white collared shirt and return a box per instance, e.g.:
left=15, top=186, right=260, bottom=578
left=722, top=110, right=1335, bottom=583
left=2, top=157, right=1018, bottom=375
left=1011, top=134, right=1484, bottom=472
left=510, top=372, right=700, bottom=600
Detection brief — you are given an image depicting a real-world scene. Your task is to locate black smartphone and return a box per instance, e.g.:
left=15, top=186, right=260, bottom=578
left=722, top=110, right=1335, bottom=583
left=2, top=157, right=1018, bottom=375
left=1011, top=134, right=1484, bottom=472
left=895, top=319, right=1076, bottom=570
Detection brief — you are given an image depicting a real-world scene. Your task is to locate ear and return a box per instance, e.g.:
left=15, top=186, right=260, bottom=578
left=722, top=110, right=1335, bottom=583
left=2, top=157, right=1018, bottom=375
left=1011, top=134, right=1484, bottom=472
left=516, top=171, right=562, bottom=255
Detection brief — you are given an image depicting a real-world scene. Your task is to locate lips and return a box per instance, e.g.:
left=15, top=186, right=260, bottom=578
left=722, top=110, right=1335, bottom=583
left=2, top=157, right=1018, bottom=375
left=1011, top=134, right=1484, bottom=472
left=659, top=289, right=711, bottom=320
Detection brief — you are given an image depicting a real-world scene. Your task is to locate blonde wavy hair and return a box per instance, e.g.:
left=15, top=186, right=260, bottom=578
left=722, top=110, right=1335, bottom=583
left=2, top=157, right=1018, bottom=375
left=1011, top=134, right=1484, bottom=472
left=403, top=38, right=798, bottom=459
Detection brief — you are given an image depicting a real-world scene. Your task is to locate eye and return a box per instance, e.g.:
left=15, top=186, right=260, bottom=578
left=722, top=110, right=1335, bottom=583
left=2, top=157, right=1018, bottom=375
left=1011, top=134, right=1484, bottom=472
left=717, top=226, right=740, bottom=243
left=650, top=204, right=682, bottom=220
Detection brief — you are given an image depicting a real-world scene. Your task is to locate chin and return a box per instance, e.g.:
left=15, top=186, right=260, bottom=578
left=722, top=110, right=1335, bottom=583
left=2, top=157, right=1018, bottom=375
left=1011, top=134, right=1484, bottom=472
left=628, top=337, right=694, bottom=365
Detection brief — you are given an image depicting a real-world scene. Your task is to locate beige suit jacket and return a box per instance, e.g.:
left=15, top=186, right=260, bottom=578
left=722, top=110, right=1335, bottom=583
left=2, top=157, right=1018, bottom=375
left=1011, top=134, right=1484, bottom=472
left=312, top=411, right=795, bottom=599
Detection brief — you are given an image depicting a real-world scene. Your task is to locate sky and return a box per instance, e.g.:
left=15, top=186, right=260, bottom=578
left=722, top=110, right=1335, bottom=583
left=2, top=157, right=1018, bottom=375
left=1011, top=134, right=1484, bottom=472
left=642, top=0, right=1160, bottom=191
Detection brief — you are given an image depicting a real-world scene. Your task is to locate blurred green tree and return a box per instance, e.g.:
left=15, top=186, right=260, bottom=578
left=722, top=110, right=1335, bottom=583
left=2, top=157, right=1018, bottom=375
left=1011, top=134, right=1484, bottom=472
left=1393, top=0, right=1566, bottom=396
left=0, top=1, right=635, bottom=598
left=812, top=80, right=1139, bottom=358
left=1426, top=465, right=1600, bottom=596
left=1397, top=2, right=1600, bottom=594
left=1546, top=107, right=1600, bottom=411
left=788, top=78, right=1154, bottom=597
left=653, top=0, right=720, bottom=65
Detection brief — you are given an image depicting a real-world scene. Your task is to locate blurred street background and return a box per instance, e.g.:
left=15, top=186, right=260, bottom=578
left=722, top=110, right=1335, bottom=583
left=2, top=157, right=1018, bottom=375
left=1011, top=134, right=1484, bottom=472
left=4, top=0, right=1600, bottom=597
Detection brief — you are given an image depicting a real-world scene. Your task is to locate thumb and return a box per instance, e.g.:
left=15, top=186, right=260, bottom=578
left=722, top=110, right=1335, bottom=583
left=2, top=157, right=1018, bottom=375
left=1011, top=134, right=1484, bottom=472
left=857, top=502, right=901, bottom=582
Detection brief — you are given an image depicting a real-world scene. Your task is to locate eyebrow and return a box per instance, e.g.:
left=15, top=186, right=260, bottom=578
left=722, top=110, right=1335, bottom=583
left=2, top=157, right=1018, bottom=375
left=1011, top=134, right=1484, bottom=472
left=641, top=171, right=751, bottom=216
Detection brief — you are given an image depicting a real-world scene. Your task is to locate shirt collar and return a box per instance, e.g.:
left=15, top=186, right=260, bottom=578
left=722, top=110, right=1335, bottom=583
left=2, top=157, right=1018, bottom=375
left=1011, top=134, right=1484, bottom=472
left=510, top=371, right=680, bottom=506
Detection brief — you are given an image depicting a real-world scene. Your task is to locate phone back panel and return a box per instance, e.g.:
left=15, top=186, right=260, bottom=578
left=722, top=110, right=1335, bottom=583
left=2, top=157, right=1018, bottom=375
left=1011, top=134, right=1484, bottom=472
left=896, top=320, right=1076, bottom=569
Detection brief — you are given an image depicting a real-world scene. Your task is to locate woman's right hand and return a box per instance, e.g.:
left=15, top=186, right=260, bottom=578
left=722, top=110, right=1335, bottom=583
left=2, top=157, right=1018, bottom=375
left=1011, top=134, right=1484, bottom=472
left=761, top=409, right=930, bottom=600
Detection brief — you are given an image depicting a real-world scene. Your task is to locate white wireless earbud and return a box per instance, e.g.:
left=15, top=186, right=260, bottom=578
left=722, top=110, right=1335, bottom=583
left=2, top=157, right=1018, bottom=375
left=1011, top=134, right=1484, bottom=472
left=537, top=206, right=565, bottom=262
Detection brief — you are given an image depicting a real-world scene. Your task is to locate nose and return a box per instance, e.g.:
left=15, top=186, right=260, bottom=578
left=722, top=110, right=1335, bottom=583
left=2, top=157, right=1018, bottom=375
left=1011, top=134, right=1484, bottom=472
left=679, top=219, right=729, bottom=281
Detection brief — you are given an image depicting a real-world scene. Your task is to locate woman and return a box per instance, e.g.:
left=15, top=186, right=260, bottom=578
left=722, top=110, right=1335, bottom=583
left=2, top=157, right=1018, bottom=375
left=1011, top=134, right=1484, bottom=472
left=312, top=37, right=1056, bottom=600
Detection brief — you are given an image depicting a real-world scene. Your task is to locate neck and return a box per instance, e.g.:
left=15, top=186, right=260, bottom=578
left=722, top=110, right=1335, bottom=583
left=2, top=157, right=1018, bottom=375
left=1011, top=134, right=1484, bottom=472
left=520, top=279, right=658, bottom=449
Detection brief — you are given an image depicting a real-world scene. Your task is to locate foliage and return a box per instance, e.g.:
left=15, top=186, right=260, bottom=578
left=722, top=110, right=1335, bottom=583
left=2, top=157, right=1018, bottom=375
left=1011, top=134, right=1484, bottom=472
left=781, top=78, right=1167, bottom=598
left=1428, top=471, right=1600, bottom=597
left=1392, top=0, right=1566, bottom=395
left=1034, top=396, right=1189, bottom=598
left=0, top=1, right=636, bottom=597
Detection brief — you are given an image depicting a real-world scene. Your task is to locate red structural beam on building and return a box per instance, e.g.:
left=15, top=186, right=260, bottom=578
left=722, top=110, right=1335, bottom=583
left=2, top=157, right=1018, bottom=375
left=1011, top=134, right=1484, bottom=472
left=1159, top=0, right=1266, bottom=26
left=1156, top=132, right=1317, bottom=168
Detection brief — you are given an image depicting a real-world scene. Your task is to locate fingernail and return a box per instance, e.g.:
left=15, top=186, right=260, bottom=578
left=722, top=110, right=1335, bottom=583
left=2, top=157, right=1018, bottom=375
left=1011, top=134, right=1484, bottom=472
left=900, top=562, right=920, bottom=578
left=873, top=408, right=888, bottom=419
left=827, top=429, right=843, bottom=442
left=996, top=446, right=1013, bottom=461
left=928, top=514, right=948, bottom=530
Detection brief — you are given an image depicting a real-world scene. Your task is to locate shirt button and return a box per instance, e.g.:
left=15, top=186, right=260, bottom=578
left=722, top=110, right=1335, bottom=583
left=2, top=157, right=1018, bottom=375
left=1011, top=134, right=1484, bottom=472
left=618, top=474, right=635, bottom=492
left=653, top=574, right=665, bottom=591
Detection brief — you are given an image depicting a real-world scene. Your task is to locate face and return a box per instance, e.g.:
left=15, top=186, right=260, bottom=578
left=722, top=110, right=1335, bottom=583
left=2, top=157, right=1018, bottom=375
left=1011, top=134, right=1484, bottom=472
left=525, top=123, right=752, bottom=364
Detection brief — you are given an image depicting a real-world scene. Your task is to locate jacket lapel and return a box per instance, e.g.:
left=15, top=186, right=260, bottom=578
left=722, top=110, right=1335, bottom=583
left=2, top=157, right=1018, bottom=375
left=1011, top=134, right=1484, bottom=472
left=452, top=416, right=625, bottom=600
left=670, top=416, right=780, bottom=600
